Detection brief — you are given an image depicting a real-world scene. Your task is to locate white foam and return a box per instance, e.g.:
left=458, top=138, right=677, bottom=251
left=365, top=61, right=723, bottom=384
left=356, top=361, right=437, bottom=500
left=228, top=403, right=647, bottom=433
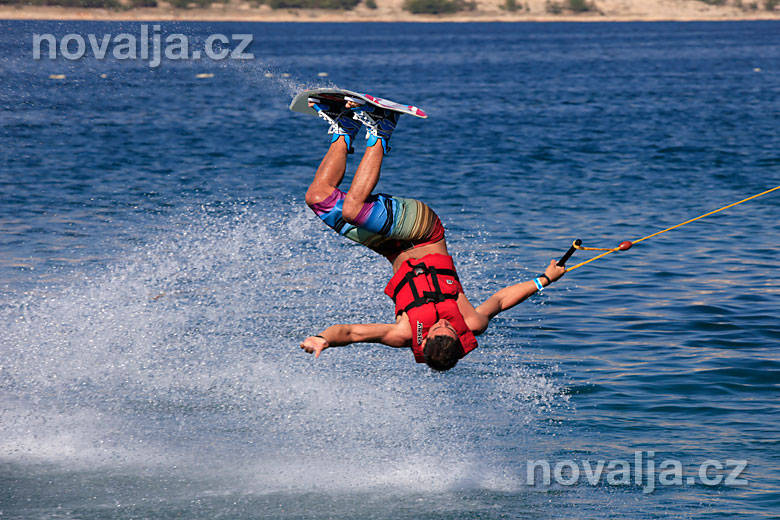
left=0, top=201, right=568, bottom=492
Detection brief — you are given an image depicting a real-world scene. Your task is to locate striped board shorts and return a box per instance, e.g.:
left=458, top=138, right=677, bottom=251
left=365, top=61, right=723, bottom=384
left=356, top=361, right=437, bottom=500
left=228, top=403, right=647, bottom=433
left=308, top=188, right=445, bottom=261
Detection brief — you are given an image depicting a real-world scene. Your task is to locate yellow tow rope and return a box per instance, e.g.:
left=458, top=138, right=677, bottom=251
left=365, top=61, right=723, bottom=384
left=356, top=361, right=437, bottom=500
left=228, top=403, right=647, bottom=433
left=558, top=184, right=780, bottom=272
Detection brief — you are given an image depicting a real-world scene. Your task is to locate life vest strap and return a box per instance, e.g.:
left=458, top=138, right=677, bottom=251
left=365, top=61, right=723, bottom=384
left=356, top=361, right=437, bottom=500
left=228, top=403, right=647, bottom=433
left=392, top=261, right=461, bottom=316
left=399, top=292, right=458, bottom=315
left=391, top=263, right=459, bottom=300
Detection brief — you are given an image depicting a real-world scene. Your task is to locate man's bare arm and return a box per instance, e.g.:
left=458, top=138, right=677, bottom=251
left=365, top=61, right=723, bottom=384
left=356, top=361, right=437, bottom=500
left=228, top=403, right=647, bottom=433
left=474, top=259, right=566, bottom=328
left=300, top=321, right=410, bottom=358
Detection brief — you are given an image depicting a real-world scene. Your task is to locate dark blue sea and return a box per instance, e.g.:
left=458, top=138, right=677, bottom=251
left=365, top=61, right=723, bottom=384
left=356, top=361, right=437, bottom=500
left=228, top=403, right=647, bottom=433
left=1, top=20, right=778, bottom=519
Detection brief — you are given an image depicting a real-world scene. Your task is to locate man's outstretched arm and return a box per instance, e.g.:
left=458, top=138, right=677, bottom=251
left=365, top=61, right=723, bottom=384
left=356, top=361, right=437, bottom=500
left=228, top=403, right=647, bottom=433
left=300, top=322, right=410, bottom=358
left=473, top=260, right=566, bottom=331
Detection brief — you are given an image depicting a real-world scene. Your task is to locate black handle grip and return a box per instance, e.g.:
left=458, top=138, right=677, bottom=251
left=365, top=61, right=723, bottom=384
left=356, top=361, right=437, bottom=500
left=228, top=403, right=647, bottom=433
left=557, top=239, right=582, bottom=267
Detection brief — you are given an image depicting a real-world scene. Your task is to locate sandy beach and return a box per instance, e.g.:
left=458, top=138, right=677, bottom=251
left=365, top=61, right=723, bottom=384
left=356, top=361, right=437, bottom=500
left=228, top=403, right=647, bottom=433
left=2, top=0, right=778, bottom=21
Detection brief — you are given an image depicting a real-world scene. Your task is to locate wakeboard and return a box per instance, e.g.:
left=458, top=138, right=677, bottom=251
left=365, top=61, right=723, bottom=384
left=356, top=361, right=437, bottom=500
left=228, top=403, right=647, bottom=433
left=289, top=88, right=428, bottom=119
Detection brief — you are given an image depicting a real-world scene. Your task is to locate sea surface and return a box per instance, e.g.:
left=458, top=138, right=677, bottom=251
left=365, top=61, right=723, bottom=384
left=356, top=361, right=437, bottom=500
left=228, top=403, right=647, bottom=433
left=0, top=20, right=778, bottom=519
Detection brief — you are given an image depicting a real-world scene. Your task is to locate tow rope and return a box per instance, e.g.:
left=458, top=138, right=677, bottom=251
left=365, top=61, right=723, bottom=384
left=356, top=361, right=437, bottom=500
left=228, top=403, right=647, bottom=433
left=556, top=184, right=780, bottom=271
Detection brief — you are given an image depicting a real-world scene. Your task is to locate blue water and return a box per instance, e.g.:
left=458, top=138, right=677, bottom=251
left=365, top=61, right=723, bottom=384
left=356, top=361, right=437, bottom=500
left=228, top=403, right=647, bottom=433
left=1, top=20, right=778, bottom=519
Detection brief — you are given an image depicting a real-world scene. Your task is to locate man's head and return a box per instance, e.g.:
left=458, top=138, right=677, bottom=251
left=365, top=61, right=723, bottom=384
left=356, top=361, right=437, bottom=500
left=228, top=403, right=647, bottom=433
left=422, top=319, right=463, bottom=371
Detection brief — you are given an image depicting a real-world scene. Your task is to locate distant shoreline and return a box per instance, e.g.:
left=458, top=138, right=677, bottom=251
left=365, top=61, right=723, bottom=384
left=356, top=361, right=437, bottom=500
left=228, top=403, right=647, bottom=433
left=2, top=3, right=778, bottom=22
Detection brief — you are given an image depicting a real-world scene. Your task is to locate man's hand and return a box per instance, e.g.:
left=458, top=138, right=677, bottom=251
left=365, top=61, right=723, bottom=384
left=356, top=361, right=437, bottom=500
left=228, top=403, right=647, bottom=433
left=300, top=335, right=329, bottom=358
left=543, top=259, right=566, bottom=284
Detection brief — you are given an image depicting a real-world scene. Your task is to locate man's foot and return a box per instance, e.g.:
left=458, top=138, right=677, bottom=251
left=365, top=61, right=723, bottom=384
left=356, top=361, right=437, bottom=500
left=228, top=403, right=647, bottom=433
left=308, top=96, right=363, bottom=153
left=352, top=106, right=400, bottom=154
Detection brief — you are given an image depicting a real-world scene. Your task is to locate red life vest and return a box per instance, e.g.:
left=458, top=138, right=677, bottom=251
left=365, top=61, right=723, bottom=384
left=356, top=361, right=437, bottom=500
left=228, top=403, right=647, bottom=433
left=384, top=253, right=478, bottom=363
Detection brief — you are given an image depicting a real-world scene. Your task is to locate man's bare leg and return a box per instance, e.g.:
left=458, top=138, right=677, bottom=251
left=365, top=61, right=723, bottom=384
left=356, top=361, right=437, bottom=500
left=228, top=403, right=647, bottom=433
left=342, top=141, right=384, bottom=223
left=304, top=137, right=349, bottom=206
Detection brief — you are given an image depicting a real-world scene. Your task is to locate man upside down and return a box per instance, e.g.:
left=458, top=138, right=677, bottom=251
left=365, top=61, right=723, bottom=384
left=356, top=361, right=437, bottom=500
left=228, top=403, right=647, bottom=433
left=299, top=95, right=565, bottom=371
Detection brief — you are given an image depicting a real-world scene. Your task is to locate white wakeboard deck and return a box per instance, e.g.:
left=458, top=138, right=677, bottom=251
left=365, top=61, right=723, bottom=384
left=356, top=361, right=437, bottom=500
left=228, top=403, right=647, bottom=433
left=290, top=88, right=428, bottom=119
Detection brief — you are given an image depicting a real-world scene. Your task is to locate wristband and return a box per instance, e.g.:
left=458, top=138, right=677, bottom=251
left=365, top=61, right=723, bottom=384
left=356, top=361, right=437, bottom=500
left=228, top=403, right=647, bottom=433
left=533, top=278, right=544, bottom=291
left=538, top=273, right=551, bottom=286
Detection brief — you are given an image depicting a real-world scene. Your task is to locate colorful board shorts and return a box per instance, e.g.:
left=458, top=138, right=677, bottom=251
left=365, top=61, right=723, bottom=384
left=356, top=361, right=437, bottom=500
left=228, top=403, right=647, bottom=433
left=308, top=188, right=445, bottom=261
